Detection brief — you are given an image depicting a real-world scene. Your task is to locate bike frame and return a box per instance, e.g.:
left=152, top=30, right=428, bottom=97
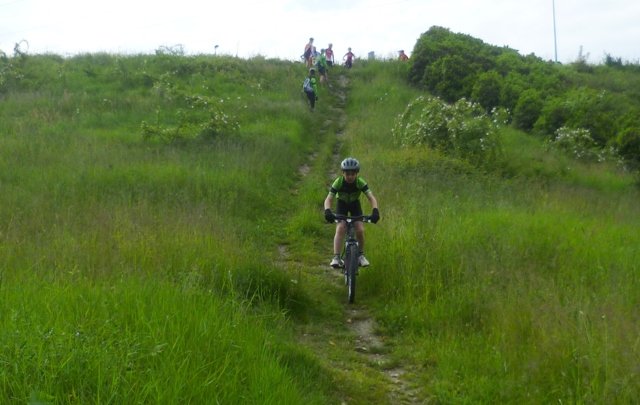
left=334, top=214, right=371, bottom=304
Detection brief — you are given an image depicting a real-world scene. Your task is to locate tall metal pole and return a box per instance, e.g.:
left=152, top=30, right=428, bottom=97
left=552, top=0, right=558, bottom=62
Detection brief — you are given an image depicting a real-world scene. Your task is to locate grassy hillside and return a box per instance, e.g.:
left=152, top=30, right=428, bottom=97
left=345, top=61, right=640, bottom=403
left=1, top=52, right=639, bottom=404
left=1, top=53, right=337, bottom=403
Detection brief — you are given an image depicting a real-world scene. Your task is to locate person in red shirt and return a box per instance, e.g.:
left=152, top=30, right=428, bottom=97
left=343, top=47, right=355, bottom=69
left=325, top=43, right=335, bottom=67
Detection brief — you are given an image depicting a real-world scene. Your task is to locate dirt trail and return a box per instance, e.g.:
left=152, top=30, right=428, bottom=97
left=279, top=74, right=423, bottom=404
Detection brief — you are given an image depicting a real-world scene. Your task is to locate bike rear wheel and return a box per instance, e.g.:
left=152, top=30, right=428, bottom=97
left=346, top=244, right=358, bottom=303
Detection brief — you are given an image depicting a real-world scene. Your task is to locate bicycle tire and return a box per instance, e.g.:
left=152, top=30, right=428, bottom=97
left=343, top=263, right=348, bottom=286
left=346, top=244, right=358, bottom=303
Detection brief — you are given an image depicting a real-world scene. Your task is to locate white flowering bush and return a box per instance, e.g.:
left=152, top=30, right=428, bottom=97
left=0, top=58, right=25, bottom=93
left=143, top=78, right=239, bottom=142
left=546, top=127, right=619, bottom=163
left=392, top=95, right=503, bottom=166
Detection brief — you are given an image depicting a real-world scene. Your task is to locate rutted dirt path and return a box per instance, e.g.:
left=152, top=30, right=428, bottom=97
left=279, top=74, right=423, bottom=404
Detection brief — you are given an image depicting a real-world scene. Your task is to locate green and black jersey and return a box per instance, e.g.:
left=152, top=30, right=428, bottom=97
left=329, top=176, right=370, bottom=203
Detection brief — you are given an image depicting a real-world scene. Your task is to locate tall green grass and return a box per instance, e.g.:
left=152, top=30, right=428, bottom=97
left=3, top=53, right=639, bottom=403
left=1, top=54, right=335, bottom=403
left=344, top=60, right=640, bottom=402
left=1, top=275, right=325, bottom=403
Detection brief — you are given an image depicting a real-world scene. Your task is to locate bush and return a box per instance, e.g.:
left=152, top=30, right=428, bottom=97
left=0, top=58, right=24, bottom=93
left=425, top=54, right=474, bottom=103
left=534, top=87, right=625, bottom=144
left=616, top=127, right=640, bottom=169
left=392, top=95, right=502, bottom=166
left=410, top=26, right=499, bottom=102
left=546, top=127, right=618, bottom=163
left=408, top=26, right=565, bottom=109
left=513, top=89, right=543, bottom=131
left=533, top=95, right=570, bottom=136
left=141, top=77, right=239, bottom=142
left=500, top=72, right=528, bottom=111
left=472, top=70, right=502, bottom=112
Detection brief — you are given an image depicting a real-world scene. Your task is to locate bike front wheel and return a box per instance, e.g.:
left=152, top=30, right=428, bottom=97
left=345, top=244, right=358, bottom=303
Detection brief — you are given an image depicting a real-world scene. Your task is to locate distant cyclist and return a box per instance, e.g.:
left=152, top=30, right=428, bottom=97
left=303, top=37, right=314, bottom=68
left=302, top=67, right=319, bottom=111
left=325, top=43, right=335, bottom=66
left=316, top=48, right=328, bottom=83
left=324, top=157, right=380, bottom=268
left=343, top=47, right=355, bottom=69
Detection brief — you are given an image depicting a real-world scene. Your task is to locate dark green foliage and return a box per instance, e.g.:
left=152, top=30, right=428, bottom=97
left=408, top=26, right=570, bottom=111
left=534, top=87, right=630, bottom=145
left=407, top=25, right=640, bottom=168
left=471, top=70, right=502, bottom=112
left=513, top=89, right=543, bottom=130
left=604, top=54, right=623, bottom=68
left=616, top=127, right=640, bottom=168
left=425, top=54, right=472, bottom=102
left=495, top=50, right=529, bottom=76
left=532, top=95, right=570, bottom=136
left=410, top=27, right=498, bottom=102
left=499, top=72, right=527, bottom=111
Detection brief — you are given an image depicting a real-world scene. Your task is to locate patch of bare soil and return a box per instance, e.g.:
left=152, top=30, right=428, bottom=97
left=346, top=307, right=423, bottom=404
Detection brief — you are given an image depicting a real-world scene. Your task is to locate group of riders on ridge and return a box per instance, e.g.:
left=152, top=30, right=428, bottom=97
left=301, top=37, right=355, bottom=111
left=303, top=37, right=356, bottom=71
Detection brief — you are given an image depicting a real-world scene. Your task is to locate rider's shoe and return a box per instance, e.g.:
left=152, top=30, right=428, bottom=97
left=330, top=255, right=343, bottom=268
left=358, top=254, right=370, bottom=267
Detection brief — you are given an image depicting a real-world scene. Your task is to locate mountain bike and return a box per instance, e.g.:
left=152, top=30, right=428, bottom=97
left=333, top=214, right=372, bottom=304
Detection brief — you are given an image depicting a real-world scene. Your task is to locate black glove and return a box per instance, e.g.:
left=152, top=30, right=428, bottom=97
left=324, top=208, right=335, bottom=223
left=370, top=208, right=380, bottom=224
left=315, top=95, right=319, bottom=101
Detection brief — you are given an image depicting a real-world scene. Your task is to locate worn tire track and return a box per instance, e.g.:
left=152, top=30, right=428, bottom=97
left=278, top=73, right=423, bottom=404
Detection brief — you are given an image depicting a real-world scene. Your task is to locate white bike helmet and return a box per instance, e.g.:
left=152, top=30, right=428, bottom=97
left=340, top=157, right=360, bottom=172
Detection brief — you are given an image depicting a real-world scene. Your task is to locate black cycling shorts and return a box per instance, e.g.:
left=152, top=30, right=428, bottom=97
left=336, top=199, right=363, bottom=216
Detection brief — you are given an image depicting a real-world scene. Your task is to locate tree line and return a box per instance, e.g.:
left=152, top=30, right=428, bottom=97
left=407, top=26, right=640, bottom=170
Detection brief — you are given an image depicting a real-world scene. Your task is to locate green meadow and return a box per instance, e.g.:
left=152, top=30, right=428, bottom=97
left=1, top=49, right=639, bottom=404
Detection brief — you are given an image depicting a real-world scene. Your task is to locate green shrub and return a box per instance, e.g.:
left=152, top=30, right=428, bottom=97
left=534, top=87, right=629, bottom=145
left=547, top=127, right=598, bottom=160
left=546, top=126, right=619, bottom=163
left=425, top=54, right=473, bottom=102
left=513, top=89, right=543, bottom=130
left=471, top=70, right=502, bottom=112
left=0, top=58, right=24, bottom=93
left=533, top=94, right=570, bottom=136
left=408, top=26, right=565, bottom=108
left=499, top=72, right=527, bottom=111
left=616, top=127, right=640, bottom=169
left=392, top=95, right=502, bottom=166
left=141, top=79, right=240, bottom=142
left=406, top=26, right=640, bottom=173
left=410, top=26, right=499, bottom=102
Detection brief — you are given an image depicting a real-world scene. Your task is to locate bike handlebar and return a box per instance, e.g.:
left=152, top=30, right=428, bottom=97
left=333, top=214, right=372, bottom=223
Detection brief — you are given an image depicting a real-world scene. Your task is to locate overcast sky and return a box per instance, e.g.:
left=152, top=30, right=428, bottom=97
left=1, top=0, right=638, bottom=64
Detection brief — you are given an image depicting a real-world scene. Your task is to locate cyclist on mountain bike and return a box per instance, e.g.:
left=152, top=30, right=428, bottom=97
left=324, top=157, right=380, bottom=268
